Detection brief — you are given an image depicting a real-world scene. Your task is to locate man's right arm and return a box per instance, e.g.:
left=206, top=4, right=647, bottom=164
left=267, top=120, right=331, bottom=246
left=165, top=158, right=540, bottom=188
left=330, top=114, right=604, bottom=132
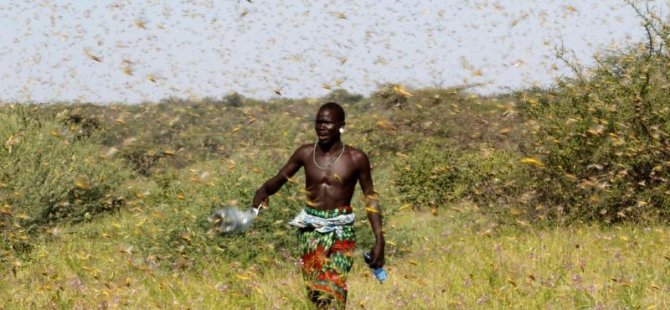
left=252, top=145, right=307, bottom=209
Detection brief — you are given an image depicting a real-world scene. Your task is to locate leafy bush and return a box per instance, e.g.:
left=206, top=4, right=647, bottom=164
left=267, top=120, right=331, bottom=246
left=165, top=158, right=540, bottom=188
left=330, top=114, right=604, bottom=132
left=393, top=142, right=526, bottom=215
left=323, top=89, right=363, bottom=104
left=223, top=92, right=244, bottom=107
left=393, top=144, right=460, bottom=208
left=519, top=12, right=670, bottom=223
left=371, top=83, right=412, bottom=109
left=0, top=106, right=130, bottom=229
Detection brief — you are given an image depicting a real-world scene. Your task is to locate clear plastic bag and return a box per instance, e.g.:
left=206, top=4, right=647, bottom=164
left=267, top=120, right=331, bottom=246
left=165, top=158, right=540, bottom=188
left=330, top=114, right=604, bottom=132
left=209, top=206, right=259, bottom=234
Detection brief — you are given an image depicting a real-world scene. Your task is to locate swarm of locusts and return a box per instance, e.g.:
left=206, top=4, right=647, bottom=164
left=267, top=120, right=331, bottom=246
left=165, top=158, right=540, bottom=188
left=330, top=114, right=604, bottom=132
left=2, top=0, right=670, bottom=308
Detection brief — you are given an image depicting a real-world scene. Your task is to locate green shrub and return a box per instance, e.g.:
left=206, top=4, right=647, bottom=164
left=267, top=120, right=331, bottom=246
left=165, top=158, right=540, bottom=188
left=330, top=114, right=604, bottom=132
left=0, top=106, right=130, bottom=229
left=371, top=83, right=411, bottom=109
left=323, top=89, right=364, bottom=104
left=393, top=142, right=525, bottom=214
left=519, top=14, right=670, bottom=223
left=393, top=144, right=461, bottom=208
left=223, top=92, right=244, bottom=107
left=394, top=143, right=514, bottom=203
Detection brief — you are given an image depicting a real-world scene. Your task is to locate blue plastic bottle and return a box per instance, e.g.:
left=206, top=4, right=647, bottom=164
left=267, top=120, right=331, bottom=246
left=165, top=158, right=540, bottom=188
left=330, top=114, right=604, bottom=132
left=364, top=252, right=387, bottom=283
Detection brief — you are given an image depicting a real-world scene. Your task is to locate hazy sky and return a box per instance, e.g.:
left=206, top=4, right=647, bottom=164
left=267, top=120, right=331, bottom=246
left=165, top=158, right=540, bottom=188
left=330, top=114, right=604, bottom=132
left=0, top=0, right=667, bottom=103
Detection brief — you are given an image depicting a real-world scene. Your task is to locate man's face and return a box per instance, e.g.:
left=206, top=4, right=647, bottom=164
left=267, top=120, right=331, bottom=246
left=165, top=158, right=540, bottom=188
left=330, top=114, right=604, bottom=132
left=315, top=108, right=342, bottom=144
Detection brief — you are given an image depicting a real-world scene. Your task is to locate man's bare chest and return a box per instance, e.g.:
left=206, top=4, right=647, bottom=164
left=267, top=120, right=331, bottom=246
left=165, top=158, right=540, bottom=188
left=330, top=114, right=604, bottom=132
left=304, top=155, right=358, bottom=186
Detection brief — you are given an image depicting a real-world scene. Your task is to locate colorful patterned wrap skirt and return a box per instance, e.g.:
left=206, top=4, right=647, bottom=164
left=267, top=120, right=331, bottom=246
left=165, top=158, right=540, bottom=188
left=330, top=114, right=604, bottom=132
left=296, top=206, right=356, bottom=304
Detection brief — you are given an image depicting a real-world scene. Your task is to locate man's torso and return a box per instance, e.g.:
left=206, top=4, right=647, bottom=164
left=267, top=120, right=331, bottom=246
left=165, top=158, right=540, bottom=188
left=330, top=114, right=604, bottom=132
left=299, top=144, right=361, bottom=211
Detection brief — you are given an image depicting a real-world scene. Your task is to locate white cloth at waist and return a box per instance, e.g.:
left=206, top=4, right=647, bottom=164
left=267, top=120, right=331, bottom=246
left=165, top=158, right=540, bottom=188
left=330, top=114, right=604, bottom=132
left=288, top=208, right=356, bottom=237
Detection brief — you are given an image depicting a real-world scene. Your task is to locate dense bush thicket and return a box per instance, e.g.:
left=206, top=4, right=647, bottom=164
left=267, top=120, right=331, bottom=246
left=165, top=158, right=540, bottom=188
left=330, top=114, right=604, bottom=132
left=519, top=12, right=670, bottom=223
left=394, top=144, right=469, bottom=208
left=0, top=106, right=131, bottom=265
left=393, top=142, right=527, bottom=219
left=385, top=85, right=529, bottom=222
left=0, top=106, right=130, bottom=228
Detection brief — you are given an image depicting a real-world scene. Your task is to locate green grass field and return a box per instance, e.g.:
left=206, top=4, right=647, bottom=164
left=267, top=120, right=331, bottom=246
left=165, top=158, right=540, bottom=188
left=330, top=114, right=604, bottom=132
left=3, top=200, right=670, bottom=309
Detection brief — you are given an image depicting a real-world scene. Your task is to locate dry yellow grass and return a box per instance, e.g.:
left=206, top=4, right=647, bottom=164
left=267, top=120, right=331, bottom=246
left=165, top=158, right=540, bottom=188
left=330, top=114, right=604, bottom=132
left=2, top=202, right=670, bottom=309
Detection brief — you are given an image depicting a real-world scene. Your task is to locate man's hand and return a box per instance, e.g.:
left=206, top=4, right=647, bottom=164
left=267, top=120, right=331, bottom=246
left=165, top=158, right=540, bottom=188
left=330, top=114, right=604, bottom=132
left=252, top=195, right=269, bottom=210
left=369, top=239, right=385, bottom=268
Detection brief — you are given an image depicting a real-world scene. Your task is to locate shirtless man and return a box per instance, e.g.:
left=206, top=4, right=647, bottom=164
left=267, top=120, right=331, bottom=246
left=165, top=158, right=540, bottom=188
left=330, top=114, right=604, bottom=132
left=252, top=102, right=384, bottom=308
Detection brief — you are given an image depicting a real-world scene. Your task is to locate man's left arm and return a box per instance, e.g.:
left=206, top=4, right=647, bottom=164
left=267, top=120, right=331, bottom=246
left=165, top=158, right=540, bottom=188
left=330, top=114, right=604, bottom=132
left=357, top=151, right=384, bottom=268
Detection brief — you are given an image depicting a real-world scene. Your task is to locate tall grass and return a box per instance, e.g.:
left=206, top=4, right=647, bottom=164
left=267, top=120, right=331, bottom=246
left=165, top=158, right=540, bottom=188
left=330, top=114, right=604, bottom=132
left=3, top=204, right=670, bottom=309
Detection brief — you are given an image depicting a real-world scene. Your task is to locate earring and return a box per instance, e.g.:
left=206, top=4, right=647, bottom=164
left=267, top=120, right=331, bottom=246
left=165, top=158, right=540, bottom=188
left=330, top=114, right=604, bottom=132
left=339, top=128, right=345, bottom=133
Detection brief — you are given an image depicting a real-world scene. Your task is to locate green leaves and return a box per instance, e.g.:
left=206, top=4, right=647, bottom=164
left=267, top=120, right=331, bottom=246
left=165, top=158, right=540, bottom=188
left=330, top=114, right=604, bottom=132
left=520, top=25, right=670, bottom=223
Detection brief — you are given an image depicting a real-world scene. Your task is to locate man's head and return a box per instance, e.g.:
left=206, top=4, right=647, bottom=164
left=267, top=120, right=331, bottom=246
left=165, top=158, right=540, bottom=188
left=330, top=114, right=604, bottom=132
left=315, top=102, right=346, bottom=145
left=318, top=102, right=345, bottom=123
